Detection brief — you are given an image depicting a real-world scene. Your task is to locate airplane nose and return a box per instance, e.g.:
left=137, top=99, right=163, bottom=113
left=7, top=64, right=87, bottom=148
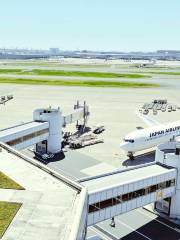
left=120, top=141, right=128, bottom=149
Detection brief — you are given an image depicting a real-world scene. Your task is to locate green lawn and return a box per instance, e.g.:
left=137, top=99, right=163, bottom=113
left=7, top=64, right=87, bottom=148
left=0, top=68, right=150, bottom=79
left=32, top=69, right=150, bottom=78
left=0, top=78, right=159, bottom=88
left=0, top=202, right=22, bottom=238
left=149, top=71, right=180, bottom=76
left=0, top=69, right=23, bottom=74
left=0, top=172, right=24, bottom=190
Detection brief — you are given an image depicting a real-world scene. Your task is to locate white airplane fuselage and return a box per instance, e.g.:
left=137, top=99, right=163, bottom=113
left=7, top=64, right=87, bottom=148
left=120, top=121, right=180, bottom=156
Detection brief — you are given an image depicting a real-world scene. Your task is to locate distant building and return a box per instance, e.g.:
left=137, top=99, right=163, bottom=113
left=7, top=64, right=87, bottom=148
left=49, top=48, right=60, bottom=55
left=0, top=47, right=180, bottom=60
left=157, top=50, right=180, bottom=55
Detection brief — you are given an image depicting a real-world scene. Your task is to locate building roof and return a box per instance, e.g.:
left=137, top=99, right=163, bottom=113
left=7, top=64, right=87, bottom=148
left=82, top=164, right=176, bottom=193
left=0, top=121, right=49, bottom=138
left=0, top=144, right=83, bottom=240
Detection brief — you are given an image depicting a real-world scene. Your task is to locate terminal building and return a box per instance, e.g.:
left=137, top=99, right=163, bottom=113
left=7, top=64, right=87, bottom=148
left=0, top=106, right=180, bottom=239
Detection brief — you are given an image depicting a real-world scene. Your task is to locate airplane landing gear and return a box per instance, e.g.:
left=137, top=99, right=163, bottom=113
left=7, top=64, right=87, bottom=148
left=127, top=152, right=134, bottom=160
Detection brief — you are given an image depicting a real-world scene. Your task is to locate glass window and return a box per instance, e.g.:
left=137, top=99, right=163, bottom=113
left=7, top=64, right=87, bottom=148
left=149, top=184, right=158, bottom=193
left=158, top=182, right=166, bottom=189
left=6, top=128, right=49, bottom=146
left=122, top=193, right=128, bottom=201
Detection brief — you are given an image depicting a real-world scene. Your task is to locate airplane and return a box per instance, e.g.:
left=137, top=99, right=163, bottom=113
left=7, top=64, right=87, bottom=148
left=120, top=110, right=180, bottom=159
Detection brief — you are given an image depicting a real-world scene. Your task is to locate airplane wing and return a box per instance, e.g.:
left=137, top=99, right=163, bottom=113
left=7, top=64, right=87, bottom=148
left=135, top=110, right=160, bottom=127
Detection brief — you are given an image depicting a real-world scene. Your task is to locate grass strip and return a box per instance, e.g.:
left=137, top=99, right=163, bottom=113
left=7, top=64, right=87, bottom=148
left=32, top=69, right=150, bottom=78
left=0, top=69, right=150, bottom=79
left=0, top=172, right=24, bottom=190
left=0, top=78, right=159, bottom=88
left=0, top=69, right=23, bottom=74
left=149, top=71, right=180, bottom=76
left=0, top=202, right=22, bottom=238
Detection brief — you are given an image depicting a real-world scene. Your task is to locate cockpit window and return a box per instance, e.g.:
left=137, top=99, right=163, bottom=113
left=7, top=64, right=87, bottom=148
left=124, top=139, right=134, bottom=143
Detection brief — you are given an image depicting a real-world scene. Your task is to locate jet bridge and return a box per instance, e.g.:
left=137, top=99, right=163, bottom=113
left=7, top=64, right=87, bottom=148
left=63, top=101, right=89, bottom=129
left=0, top=102, right=90, bottom=154
left=81, top=163, right=177, bottom=226
left=0, top=121, right=49, bottom=150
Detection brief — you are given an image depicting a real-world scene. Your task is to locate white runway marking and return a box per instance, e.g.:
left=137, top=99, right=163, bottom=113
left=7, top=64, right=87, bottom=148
left=116, top=218, right=153, bottom=240
left=89, top=226, right=113, bottom=240
left=138, top=209, right=180, bottom=234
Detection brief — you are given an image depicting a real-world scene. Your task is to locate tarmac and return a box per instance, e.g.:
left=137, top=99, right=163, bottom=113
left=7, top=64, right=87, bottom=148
left=88, top=208, right=180, bottom=240
left=0, top=77, right=180, bottom=168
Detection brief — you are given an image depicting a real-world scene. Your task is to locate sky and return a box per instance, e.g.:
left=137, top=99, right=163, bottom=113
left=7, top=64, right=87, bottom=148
left=0, top=0, right=180, bottom=52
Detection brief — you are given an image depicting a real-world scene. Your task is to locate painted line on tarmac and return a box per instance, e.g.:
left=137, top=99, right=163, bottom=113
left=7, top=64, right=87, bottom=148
left=89, top=226, right=113, bottom=240
left=93, top=224, right=119, bottom=240
left=174, top=228, right=180, bottom=233
left=138, top=209, right=180, bottom=234
left=116, top=218, right=152, bottom=240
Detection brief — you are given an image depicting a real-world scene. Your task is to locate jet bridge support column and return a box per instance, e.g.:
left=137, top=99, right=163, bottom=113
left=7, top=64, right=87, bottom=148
left=33, top=107, right=62, bottom=154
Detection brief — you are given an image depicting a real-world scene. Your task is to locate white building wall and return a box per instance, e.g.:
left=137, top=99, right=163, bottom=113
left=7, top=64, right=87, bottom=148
left=88, top=170, right=176, bottom=205
left=156, top=142, right=180, bottom=219
left=14, top=134, right=48, bottom=150
left=0, top=122, right=49, bottom=143
left=33, top=108, right=62, bottom=153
